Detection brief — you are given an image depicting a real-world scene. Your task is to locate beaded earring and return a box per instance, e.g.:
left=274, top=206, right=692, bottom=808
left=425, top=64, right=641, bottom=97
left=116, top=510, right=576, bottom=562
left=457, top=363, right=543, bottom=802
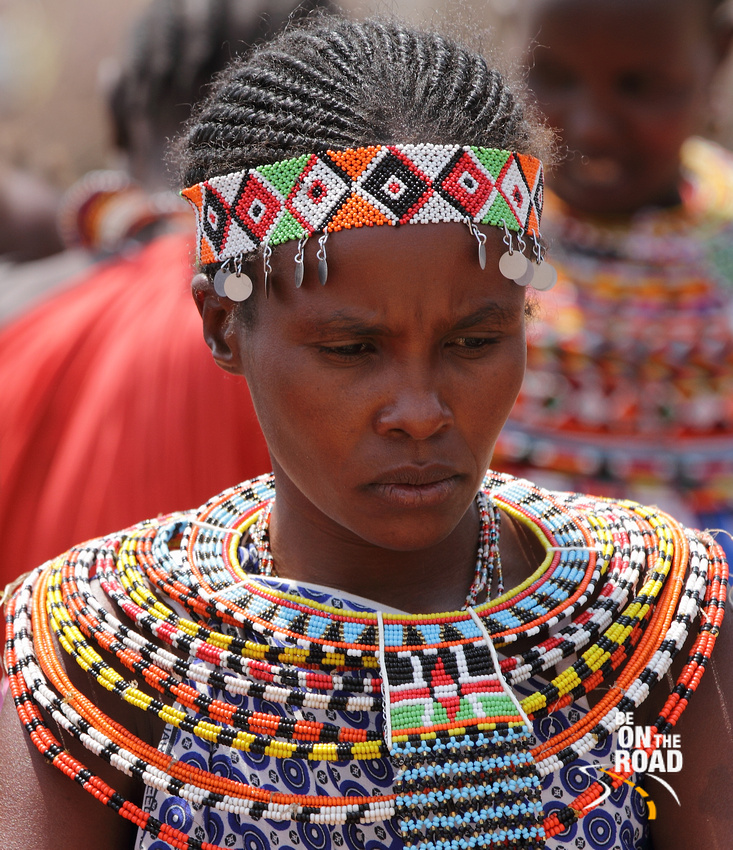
left=213, top=256, right=254, bottom=302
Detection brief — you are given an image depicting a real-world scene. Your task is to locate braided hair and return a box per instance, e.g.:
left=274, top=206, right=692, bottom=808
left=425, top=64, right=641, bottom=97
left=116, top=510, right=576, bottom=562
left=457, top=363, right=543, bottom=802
left=178, top=15, right=550, bottom=187
left=110, top=0, right=333, bottom=158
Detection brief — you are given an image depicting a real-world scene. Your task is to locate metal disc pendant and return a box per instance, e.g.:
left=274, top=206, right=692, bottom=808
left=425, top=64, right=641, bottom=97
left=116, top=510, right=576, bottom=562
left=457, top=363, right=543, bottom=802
left=478, top=241, right=487, bottom=270
left=223, top=272, right=253, bottom=302
left=513, top=262, right=535, bottom=287
left=318, top=257, right=328, bottom=286
left=295, top=262, right=304, bottom=288
left=531, top=261, right=558, bottom=291
left=213, top=268, right=229, bottom=297
left=499, top=250, right=528, bottom=280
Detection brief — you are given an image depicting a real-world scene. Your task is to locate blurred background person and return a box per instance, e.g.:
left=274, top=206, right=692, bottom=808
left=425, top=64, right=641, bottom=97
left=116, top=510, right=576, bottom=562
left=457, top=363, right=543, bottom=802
left=0, top=0, right=333, bottom=587
left=0, top=165, right=64, bottom=262
left=0, top=163, right=91, bottom=323
left=493, top=0, right=733, bottom=558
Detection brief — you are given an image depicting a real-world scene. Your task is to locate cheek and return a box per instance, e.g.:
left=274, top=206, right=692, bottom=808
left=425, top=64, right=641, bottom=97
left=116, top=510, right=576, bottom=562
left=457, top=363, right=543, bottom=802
left=625, top=114, right=695, bottom=187
left=241, top=340, right=293, bottom=443
left=498, top=340, right=527, bottom=412
left=460, top=337, right=527, bottom=439
left=243, top=345, right=356, bottom=474
left=635, top=103, right=698, bottom=145
left=627, top=66, right=714, bottom=153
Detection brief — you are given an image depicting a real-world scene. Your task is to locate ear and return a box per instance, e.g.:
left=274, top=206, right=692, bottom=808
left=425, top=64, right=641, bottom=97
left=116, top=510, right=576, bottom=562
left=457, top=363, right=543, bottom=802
left=711, top=10, right=733, bottom=67
left=191, top=272, right=244, bottom=374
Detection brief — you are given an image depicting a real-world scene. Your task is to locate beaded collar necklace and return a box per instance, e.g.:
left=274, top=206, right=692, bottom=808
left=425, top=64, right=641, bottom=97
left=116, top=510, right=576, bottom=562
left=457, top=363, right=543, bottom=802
left=182, top=145, right=558, bottom=298
left=249, top=489, right=503, bottom=606
left=4, top=472, right=727, bottom=850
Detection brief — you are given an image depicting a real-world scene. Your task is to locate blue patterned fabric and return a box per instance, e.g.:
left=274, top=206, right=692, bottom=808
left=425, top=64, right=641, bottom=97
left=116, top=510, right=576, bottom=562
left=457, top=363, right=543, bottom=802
left=136, top=575, right=650, bottom=850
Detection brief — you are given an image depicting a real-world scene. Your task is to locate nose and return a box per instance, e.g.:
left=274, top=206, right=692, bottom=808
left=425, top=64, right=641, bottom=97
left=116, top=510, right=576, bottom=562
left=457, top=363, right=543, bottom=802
left=563, top=87, right=621, bottom=153
left=374, top=372, right=454, bottom=441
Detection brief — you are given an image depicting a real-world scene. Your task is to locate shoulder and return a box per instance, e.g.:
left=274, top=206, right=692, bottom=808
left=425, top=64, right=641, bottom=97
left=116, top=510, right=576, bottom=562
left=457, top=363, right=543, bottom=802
left=647, top=574, right=733, bottom=846
left=0, top=563, right=157, bottom=850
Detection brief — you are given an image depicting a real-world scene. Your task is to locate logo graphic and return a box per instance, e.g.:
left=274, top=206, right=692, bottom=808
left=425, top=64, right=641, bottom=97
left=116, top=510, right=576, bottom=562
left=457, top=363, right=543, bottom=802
left=575, top=764, right=681, bottom=819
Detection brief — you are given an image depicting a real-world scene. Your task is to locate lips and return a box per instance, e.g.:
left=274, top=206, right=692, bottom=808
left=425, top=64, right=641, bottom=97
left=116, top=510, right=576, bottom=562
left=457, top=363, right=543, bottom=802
left=366, top=465, right=463, bottom=508
left=371, top=465, right=460, bottom=486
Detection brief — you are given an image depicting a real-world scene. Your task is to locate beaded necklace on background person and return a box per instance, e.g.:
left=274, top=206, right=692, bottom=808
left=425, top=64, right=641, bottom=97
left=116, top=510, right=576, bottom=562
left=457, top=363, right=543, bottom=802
left=496, top=137, right=733, bottom=520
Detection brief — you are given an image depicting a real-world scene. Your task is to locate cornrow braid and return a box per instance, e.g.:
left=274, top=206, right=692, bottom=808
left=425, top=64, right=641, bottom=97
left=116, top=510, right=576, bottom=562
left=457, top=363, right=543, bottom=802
left=178, top=15, right=549, bottom=187
left=110, top=0, right=334, bottom=155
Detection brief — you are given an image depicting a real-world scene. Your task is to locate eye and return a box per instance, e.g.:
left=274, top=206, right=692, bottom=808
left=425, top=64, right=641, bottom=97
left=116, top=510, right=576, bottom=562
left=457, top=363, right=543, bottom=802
left=318, top=342, right=374, bottom=361
left=448, top=336, right=497, bottom=355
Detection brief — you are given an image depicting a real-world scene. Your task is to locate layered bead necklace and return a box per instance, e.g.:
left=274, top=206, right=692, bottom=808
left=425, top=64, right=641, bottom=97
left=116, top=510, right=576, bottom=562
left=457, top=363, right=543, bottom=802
left=4, top=472, right=727, bottom=850
left=495, top=139, right=733, bottom=506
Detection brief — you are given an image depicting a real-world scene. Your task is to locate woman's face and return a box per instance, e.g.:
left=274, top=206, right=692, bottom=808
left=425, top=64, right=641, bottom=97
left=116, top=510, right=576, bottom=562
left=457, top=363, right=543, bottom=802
left=526, top=0, right=723, bottom=214
left=222, top=223, right=526, bottom=553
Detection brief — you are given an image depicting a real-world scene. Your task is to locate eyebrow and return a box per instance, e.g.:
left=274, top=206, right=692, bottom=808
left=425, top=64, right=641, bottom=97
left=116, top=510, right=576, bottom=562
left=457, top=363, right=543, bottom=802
left=450, top=303, right=519, bottom=331
left=303, top=310, right=394, bottom=337
left=303, top=302, right=517, bottom=337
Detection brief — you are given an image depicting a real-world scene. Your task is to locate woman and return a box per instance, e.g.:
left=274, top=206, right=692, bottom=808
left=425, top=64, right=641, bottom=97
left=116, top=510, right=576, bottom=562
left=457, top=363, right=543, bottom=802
left=1, top=15, right=730, bottom=850
left=495, top=0, right=733, bottom=559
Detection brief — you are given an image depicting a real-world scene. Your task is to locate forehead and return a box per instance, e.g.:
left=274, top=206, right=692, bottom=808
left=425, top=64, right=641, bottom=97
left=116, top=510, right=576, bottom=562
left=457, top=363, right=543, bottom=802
left=261, top=223, right=525, bottom=329
left=527, top=0, right=711, bottom=53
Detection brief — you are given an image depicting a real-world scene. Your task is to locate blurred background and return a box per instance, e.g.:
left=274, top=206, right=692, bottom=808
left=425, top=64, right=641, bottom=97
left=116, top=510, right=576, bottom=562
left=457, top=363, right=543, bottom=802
left=3, top=0, right=732, bottom=192
left=3, top=0, right=733, bottom=586
left=0, top=0, right=527, bottom=191
left=0, top=0, right=147, bottom=187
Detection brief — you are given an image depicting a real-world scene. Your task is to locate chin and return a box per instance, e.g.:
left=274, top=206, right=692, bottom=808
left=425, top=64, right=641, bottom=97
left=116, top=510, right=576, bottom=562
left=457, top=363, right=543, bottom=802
left=354, top=510, right=464, bottom=553
left=556, top=173, right=678, bottom=216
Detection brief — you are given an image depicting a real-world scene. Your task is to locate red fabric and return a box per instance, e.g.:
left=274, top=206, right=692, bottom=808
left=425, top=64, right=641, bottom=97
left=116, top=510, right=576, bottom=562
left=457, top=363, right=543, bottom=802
left=0, top=232, right=270, bottom=586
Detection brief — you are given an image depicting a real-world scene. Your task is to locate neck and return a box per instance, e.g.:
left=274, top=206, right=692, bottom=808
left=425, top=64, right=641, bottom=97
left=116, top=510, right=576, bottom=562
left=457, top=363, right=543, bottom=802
left=267, top=483, right=482, bottom=614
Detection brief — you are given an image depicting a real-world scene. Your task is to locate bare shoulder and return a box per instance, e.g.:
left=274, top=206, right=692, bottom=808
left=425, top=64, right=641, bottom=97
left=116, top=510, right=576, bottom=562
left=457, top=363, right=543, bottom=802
left=0, top=679, right=144, bottom=850
left=648, top=590, right=733, bottom=848
left=0, top=571, right=165, bottom=850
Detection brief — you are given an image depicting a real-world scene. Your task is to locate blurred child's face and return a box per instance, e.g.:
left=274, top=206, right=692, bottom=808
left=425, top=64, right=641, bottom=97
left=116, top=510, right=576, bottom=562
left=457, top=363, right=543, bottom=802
left=526, top=0, right=725, bottom=214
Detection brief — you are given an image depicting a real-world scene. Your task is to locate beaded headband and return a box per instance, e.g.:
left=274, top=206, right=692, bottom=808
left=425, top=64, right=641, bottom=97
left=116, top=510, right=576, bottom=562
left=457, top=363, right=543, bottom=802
left=182, top=144, right=556, bottom=298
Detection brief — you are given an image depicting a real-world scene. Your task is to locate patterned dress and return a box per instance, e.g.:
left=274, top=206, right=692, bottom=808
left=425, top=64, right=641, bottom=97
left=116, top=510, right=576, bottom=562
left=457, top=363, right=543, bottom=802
left=494, top=137, right=733, bottom=559
left=137, top=575, right=649, bottom=850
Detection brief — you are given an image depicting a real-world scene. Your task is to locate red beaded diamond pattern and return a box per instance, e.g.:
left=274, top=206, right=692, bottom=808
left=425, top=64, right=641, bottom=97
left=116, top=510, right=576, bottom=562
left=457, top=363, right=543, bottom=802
left=181, top=145, right=546, bottom=265
left=437, top=149, right=498, bottom=218
left=233, top=173, right=283, bottom=242
left=286, top=154, right=351, bottom=232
